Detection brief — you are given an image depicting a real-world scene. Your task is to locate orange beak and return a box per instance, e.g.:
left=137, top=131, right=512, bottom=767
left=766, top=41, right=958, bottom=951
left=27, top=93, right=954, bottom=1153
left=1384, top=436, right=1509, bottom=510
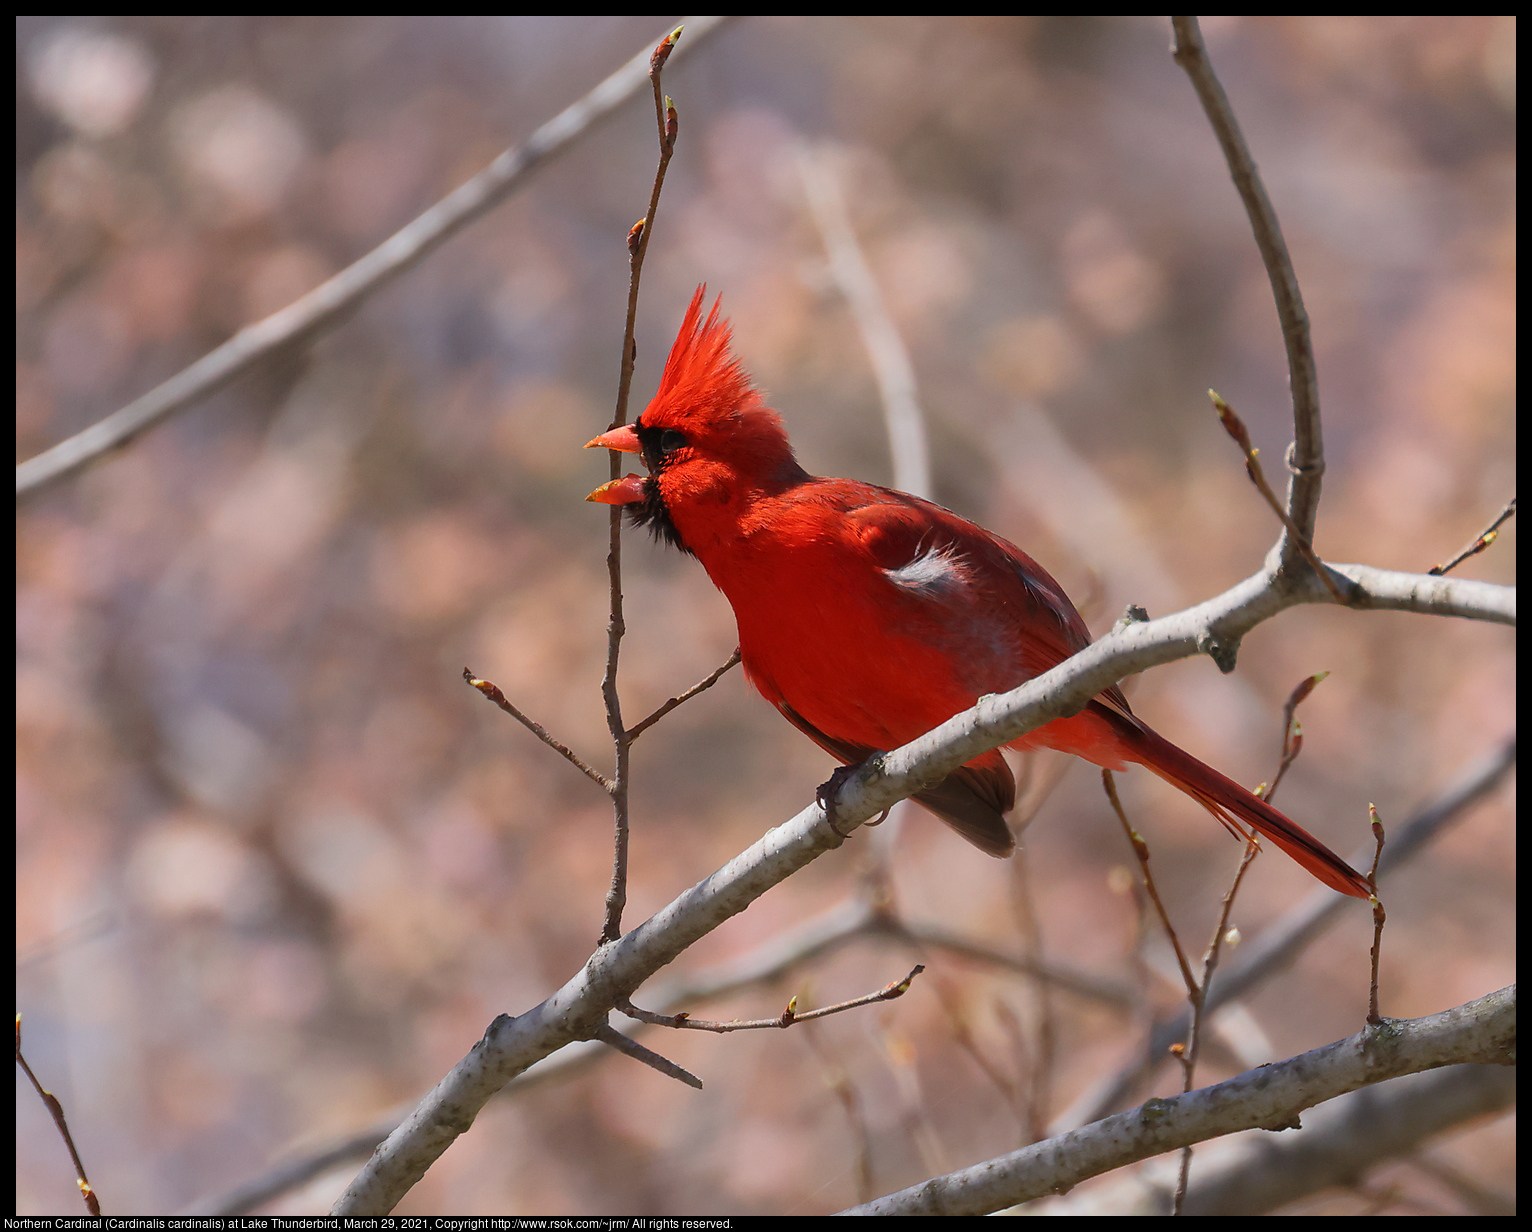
left=586, top=474, right=647, bottom=505
left=585, top=424, right=647, bottom=503
left=584, top=424, right=642, bottom=454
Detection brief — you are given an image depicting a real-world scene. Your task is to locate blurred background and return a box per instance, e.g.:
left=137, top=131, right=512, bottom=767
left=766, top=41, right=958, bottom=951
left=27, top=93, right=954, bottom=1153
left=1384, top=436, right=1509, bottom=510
left=16, top=15, right=1515, bottom=1216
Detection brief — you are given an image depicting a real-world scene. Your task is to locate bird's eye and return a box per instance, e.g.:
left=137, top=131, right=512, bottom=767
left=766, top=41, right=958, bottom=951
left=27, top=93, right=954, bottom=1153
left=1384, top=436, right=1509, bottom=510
left=660, top=429, right=688, bottom=454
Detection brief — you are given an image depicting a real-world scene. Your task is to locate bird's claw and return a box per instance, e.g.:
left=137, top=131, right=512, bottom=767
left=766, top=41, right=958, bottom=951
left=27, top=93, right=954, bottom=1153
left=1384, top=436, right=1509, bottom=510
left=816, top=765, right=861, bottom=838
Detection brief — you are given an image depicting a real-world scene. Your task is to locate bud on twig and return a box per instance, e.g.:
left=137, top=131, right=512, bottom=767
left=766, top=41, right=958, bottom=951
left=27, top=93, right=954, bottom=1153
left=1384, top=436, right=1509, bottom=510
left=664, top=95, right=679, bottom=147
left=650, top=25, right=683, bottom=76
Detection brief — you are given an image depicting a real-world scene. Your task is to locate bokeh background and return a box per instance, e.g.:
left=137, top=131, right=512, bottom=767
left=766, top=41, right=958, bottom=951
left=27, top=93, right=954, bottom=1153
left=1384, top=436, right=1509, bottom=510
left=16, top=15, right=1515, bottom=1216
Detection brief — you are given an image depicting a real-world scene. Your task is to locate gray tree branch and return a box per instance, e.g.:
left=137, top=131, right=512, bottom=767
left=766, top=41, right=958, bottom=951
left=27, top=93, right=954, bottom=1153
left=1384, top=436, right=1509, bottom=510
left=841, top=985, right=1515, bottom=1216
left=329, top=553, right=1514, bottom=1215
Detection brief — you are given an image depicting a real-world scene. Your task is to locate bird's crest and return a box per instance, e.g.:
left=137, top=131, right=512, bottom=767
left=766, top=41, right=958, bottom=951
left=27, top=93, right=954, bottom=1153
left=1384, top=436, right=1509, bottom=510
left=644, top=287, right=798, bottom=478
left=652, top=286, right=761, bottom=423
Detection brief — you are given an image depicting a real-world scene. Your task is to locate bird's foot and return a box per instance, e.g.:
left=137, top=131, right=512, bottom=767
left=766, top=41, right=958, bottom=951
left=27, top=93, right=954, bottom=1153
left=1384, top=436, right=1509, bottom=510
left=816, top=765, right=860, bottom=838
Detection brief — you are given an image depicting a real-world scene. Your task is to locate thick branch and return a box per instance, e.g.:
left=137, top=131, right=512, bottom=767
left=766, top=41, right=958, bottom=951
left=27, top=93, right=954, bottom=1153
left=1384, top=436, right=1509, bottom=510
left=1055, top=734, right=1516, bottom=1133
left=1319, top=563, right=1515, bottom=624
left=842, top=985, right=1515, bottom=1216
left=329, top=555, right=1513, bottom=1214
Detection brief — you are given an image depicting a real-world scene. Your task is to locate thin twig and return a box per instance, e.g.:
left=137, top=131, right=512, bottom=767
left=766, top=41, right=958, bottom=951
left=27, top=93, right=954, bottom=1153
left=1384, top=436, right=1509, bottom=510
left=15, top=17, right=733, bottom=500
left=932, top=978, right=1024, bottom=1133
left=1172, top=16, right=1326, bottom=562
left=626, top=647, right=742, bottom=742
left=463, top=668, right=610, bottom=789
left=1102, top=770, right=1198, bottom=998
left=594, top=1022, right=702, bottom=1089
left=847, top=984, right=1514, bottom=1216
left=17, top=1016, right=100, bottom=1216
left=619, top=964, right=925, bottom=1033
left=1171, top=834, right=1261, bottom=1215
left=1009, top=847, right=1056, bottom=1146
left=1260, top=670, right=1328, bottom=804
left=333, top=568, right=1514, bottom=1212
left=799, top=143, right=933, bottom=499
left=804, top=1030, right=877, bottom=1202
left=1429, top=497, right=1516, bottom=576
left=1210, top=391, right=1345, bottom=601
left=1053, top=735, right=1515, bottom=1135
left=190, top=891, right=1136, bottom=1212
left=1366, top=805, right=1388, bottom=1025
left=597, top=25, right=683, bottom=945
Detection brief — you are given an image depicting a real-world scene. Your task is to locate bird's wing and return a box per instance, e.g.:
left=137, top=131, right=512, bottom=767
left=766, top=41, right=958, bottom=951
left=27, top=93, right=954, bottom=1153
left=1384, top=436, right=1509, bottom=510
left=841, top=492, right=1133, bottom=714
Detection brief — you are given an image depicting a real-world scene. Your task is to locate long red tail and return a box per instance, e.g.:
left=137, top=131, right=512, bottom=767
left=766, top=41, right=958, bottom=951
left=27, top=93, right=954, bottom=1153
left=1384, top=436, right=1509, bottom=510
left=1123, top=721, right=1371, bottom=899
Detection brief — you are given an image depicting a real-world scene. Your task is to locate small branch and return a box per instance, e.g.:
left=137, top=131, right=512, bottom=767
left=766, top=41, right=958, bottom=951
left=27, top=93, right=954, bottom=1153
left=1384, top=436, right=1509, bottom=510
left=1102, top=770, right=1198, bottom=998
left=1210, top=392, right=1344, bottom=601
left=331, top=569, right=1515, bottom=1215
left=597, top=24, right=684, bottom=946
left=1171, top=834, right=1261, bottom=1214
left=932, top=978, right=1024, bottom=1134
left=1366, top=805, right=1388, bottom=1026
left=15, top=16, right=732, bottom=500
left=594, top=1022, right=702, bottom=1089
left=1260, top=670, right=1328, bottom=804
left=1009, top=848, right=1058, bottom=1145
left=845, top=985, right=1516, bottom=1216
left=1429, top=497, right=1516, bottom=576
left=626, top=647, right=742, bottom=742
left=804, top=1031, right=877, bottom=1202
left=195, top=893, right=1132, bottom=1212
left=620, top=964, right=926, bottom=1033
left=463, top=668, right=610, bottom=790
left=1053, top=735, right=1515, bottom=1135
left=1172, top=16, right=1326, bottom=562
left=799, top=143, right=933, bottom=499
left=17, top=1016, right=100, bottom=1216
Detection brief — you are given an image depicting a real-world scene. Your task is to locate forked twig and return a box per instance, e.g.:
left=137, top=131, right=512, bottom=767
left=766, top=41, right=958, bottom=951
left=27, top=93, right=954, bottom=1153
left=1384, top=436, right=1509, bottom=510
left=1054, top=736, right=1514, bottom=1136
left=1110, top=667, right=1324, bottom=1213
left=1172, top=16, right=1327, bottom=559
left=619, top=965, right=926, bottom=1033
left=1210, top=391, right=1345, bottom=602
left=465, top=25, right=709, bottom=953
left=594, top=24, right=684, bottom=946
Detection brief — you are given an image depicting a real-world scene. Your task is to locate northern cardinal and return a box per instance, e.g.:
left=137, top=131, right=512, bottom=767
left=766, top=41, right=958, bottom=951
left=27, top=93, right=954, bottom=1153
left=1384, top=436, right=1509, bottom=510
left=586, top=288, right=1370, bottom=899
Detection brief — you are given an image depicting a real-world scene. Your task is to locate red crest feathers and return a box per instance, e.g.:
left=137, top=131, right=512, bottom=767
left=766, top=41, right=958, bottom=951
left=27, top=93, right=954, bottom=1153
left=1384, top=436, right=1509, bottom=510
left=652, top=286, right=765, bottom=425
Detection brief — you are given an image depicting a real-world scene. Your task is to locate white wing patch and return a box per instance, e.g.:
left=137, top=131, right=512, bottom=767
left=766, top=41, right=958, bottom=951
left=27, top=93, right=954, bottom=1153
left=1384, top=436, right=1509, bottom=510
left=883, top=541, right=965, bottom=595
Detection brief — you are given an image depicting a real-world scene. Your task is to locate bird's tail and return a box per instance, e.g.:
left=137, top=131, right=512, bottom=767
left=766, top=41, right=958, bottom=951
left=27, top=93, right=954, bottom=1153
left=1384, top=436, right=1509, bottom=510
left=1120, top=718, right=1371, bottom=899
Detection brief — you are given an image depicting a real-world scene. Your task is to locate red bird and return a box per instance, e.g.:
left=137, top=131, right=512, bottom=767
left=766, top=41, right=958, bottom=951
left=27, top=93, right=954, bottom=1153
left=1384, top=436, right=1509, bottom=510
left=586, top=288, right=1371, bottom=899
